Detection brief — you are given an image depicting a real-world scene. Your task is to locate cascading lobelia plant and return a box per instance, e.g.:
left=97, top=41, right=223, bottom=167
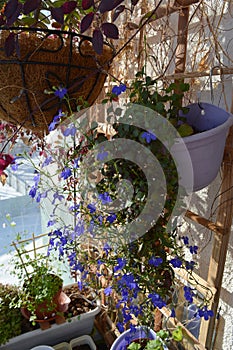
left=19, top=84, right=215, bottom=348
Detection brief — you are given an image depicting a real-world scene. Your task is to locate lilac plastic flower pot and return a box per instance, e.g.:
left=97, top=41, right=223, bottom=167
left=110, top=326, right=168, bottom=350
left=172, top=103, right=233, bottom=192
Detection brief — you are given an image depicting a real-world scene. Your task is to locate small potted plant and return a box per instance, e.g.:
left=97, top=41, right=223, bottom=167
left=10, top=243, right=71, bottom=326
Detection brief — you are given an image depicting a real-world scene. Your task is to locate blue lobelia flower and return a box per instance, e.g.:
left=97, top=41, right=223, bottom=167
left=182, top=235, right=189, bottom=245
left=141, top=130, right=157, bottom=143
left=52, top=191, right=64, bottom=204
left=60, top=167, right=72, bottom=179
left=189, top=245, right=198, bottom=254
left=185, top=260, right=195, bottom=270
left=73, top=158, right=80, bottom=169
left=104, top=286, right=113, bottom=296
left=184, top=286, right=194, bottom=303
left=106, top=213, right=116, bottom=223
left=113, top=258, right=127, bottom=272
left=148, top=293, right=166, bottom=308
left=171, top=308, right=176, bottom=318
left=36, top=190, right=47, bottom=203
left=103, top=242, right=111, bottom=256
left=29, top=186, right=37, bottom=198
left=47, top=219, right=55, bottom=227
left=54, top=86, right=68, bottom=99
left=198, top=306, right=214, bottom=320
left=118, top=273, right=139, bottom=291
left=11, top=162, right=18, bottom=171
left=74, top=219, right=85, bottom=237
left=98, top=215, right=103, bottom=225
left=48, top=120, right=57, bottom=132
left=112, top=83, right=126, bottom=96
left=78, top=281, right=83, bottom=291
left=42, top=155, right=53, bottom=168
left=49, top=109, right=65, bottom=131
left=87, top=203, right=96, bottom=213
left=63, top=124, right=77, bottom=137
left=170, top=257, right=182, bottom=268
left=98, top=192, right=112, bottom=204
left=33, top=172, right=40, bottom=186
left=148, top=256, right=163, bottom=267
left=116, top=322, right=125, bottom=333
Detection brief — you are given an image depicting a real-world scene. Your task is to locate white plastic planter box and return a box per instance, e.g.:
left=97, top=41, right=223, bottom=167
left=43, top=335, right=96, bottom=350
left=53, top=343, right=71, bottom=350
left=0, top=299, right=100, bottom=350
left=70, top=335, right=96, bottom=350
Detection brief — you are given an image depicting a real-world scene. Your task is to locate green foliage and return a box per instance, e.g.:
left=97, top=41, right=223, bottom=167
left=127, top=338, right=165, bottom=350
left=127, top=328, right=182, bottom=349
left=129, top=67, right=193, bottom=136
left=0, top=283, right=22, bottom=345
left=171, top=326, right=183, bottom=342
left=11, top=246, right=63, bottom=324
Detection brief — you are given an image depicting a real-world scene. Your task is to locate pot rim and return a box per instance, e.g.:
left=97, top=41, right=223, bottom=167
left=176, top=113, right=233, bottom=144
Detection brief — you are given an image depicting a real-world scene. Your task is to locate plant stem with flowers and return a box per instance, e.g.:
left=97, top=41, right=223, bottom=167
left=18, top=81, right=215, bottom=348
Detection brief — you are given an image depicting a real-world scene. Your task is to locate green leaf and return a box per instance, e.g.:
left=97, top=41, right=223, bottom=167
left=172, top=326, right=183, bottom=342
left=179, top=82, right=190, bottom=92
left=145, top=76, right=152, bottom=86
left=139, top=10, right=157, bottom=26
left=20, top=16, right=36, bottom=25
left=90, top=121, right=98, bottom=130
left=127, top=342, right=141, bottom=350
left=177, top=123, right=194, bottom=137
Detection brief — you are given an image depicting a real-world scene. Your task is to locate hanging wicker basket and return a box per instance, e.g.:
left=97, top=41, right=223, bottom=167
left=0, top=27, right=113, bottom=134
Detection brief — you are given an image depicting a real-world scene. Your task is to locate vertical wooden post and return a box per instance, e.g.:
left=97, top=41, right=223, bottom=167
left=137, top=2, right=148, bottom=71
left=174, top=6, right=189, bottom=85
left=205, top=126, right=233, bottom=349
left=174, top=5, right=190, bottom=109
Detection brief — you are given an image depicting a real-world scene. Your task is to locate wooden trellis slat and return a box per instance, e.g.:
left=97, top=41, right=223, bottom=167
left=164, top=67, right=233, bottom=81
left=171, top=1, right=233, bottom=348
left=205, top=125, right=233, bottom=349
left=185, top=210, right=225, bottom=236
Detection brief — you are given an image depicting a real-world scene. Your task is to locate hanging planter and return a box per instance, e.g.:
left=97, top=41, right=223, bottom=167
left=112, top=71, right=233, bottom=193
left=0, top=27, right=113, bottom=134
left=171, top=102, right=233, bottom=192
